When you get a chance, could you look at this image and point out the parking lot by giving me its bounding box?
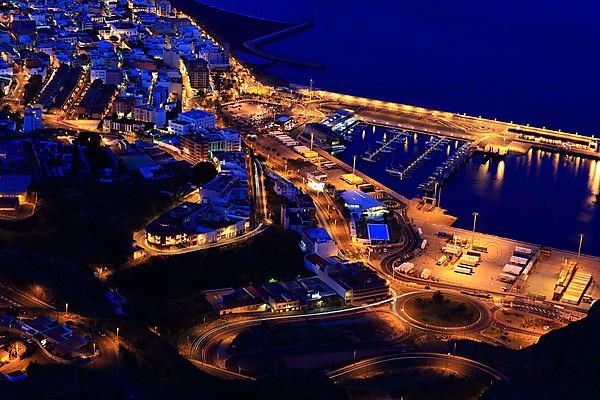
[408,208,600,310]
[409,223,524,293]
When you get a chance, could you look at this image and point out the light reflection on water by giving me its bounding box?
[341,132,600,254]
[443,149,600,254]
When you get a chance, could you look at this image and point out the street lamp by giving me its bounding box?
[65,302,68,315]
[471,212,479,247]
[116,327,119,340]
[577,233,584,262]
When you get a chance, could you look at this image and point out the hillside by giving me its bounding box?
[482,301,600,399]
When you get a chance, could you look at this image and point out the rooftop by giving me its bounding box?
[340,190,383,210]
[304,227,333,243]
[326,262,388,292]
[145,202,202,236]
[180,109,215,120]
[201,174,234,193]
[202,287,266,312]
[0,174,31,195]
[22,316,57,333]
[367,223,390,241]
[262,282,299,303]
[297,276,338,299]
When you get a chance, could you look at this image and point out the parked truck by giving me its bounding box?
[514,246,533,255]
[394,262,414,274]
[442,245,462,256]
[510,255,529,266]
[498,273,517,283]
[503,264,523,276]
[454,266,473,275]
[460,254,479,267]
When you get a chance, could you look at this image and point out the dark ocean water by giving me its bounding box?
[200,0,600,134]
[198,1,600,253]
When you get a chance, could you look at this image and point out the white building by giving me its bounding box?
[302,228,338,258]
[90,67,123,85]
[23,105,42,133]
[110,22,138,40]
[156,0,172,16]
[168,119,193,135]
[132,105,166,128]
[272,175,300,201]
[178,109,216,131]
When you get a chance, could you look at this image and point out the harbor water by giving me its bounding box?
[338,126,600,255]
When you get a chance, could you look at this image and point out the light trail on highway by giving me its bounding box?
[327,352,508,382]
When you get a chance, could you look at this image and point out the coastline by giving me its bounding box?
[183,0,296,25]
[173,0,315,87]
[172,0,293,50]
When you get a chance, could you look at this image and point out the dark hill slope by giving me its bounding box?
[483,301,600,399]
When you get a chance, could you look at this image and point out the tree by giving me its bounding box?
[76,131,101,149]
[191,162,217,185]
[432,290,445,304]
[23,75,43,105]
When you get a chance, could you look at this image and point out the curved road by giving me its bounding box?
[190,298,396,368]
[328,352,507,382]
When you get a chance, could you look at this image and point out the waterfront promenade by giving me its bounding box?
[309,90,600,159]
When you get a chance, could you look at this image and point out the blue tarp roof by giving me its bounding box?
[341,190,383,210]
[367,224,390,241]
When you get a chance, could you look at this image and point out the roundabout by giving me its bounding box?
[394,291,493,333]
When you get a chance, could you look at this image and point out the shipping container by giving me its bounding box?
[503,264,523,276]
[454,266,473,275]
[514,246,533,255]
[460,254,479,267]
[466,251,481,260]
[510,255,529,266]
[498,273,517,283]
[442,245,462,256]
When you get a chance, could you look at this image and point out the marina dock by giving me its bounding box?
[418,142,475,194]
[392,136,445,180]
[361,130,409,162]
